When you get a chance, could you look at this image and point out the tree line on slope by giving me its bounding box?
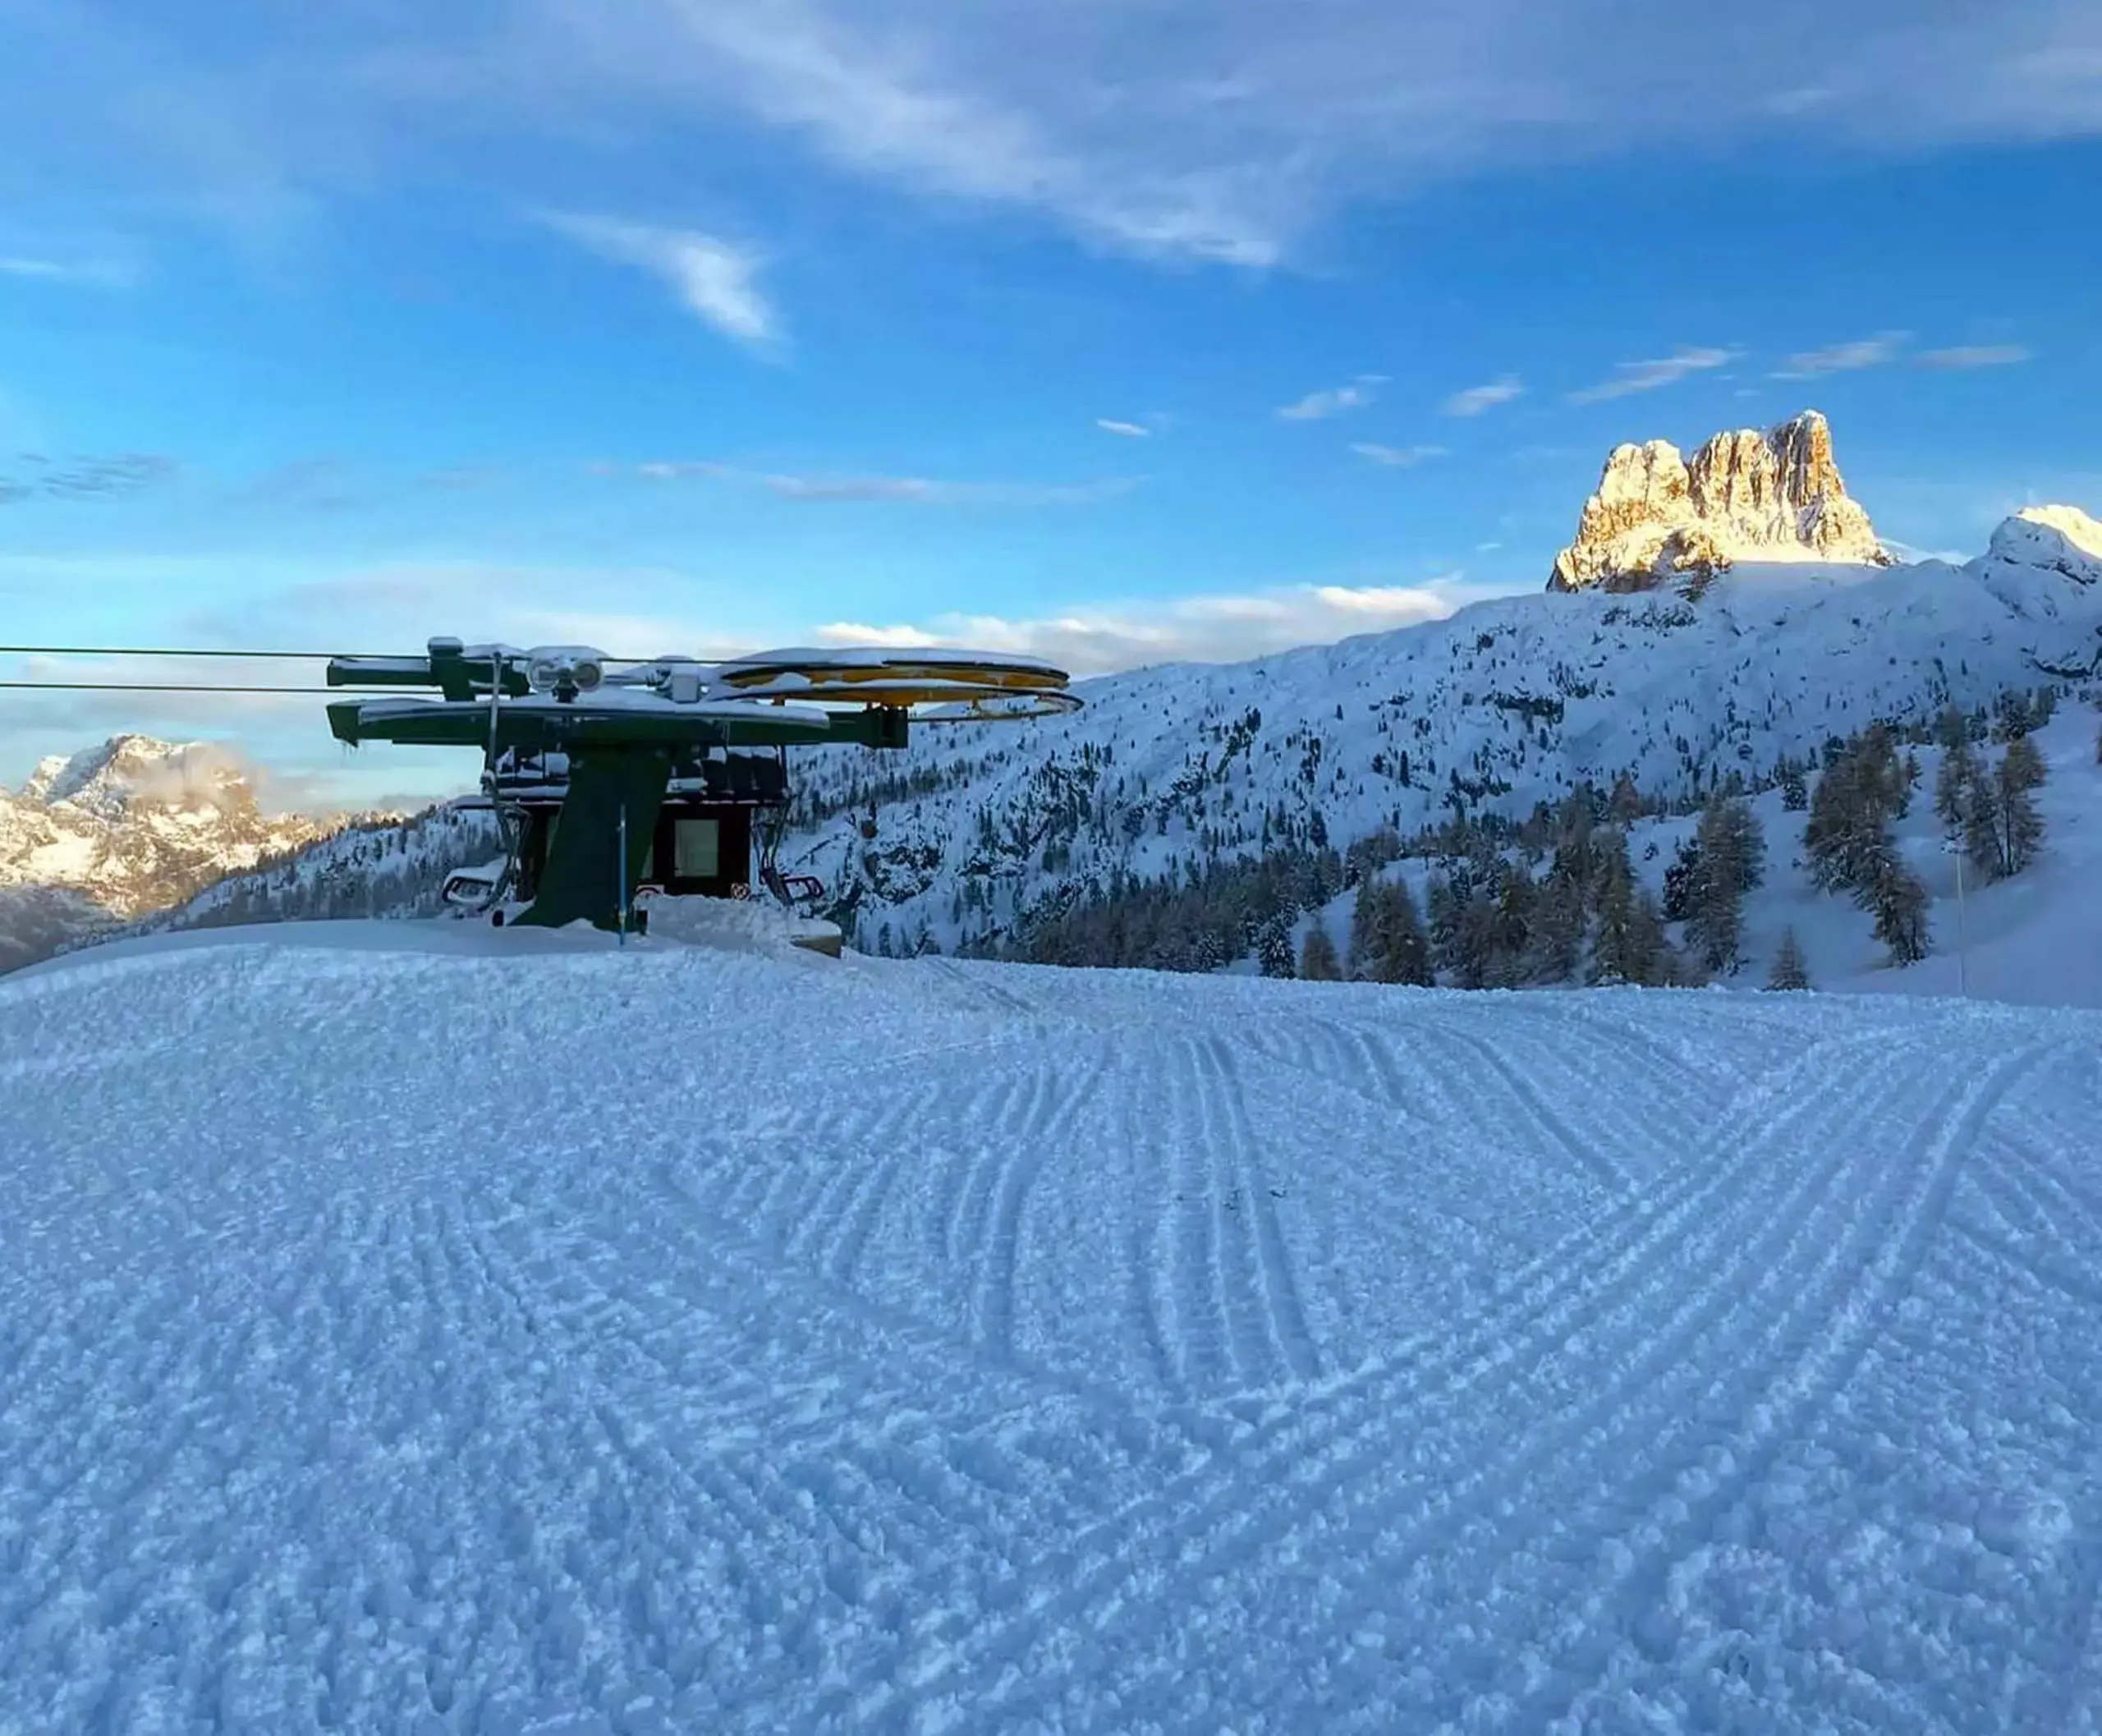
[1002,783,1748,990]
[150,808,498,931]
[987,692,2065,990]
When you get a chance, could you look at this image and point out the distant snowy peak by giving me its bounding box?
[1985,506,2102,586]
[16,734,244,815]
[1548,410,1890,594]
[1,735,335,971]
[17,755,72,806]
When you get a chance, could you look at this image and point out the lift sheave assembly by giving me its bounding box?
[325,638,1079,934]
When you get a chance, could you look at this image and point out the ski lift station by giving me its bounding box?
[324,637,1078,937]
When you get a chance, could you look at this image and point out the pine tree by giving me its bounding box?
[1608,773,1645,827]
[1934,701,1970,752]
[1379,877,1434,986]
[1527,866,1586,983]
[1347,876,1383,981]
[1626,889,1671,986]
[1445,880,1502,990]
[1807,726,1902,893]
[1863,853,1930,966]
[1934,733,1980,836]
[1587,831,1660,985]
[1766,925,1811,990]
[1350,875,1434,985]
[1661,835,1702,922]
[1299,921,1342,982]
[1588,866,1634,985]
[1804,760,1858,893]
[1963,766,2004,881]
[1423,871,1464,976]
[1779,765,1809,811]
[1998,734,2046,875]
[1257,916,1296,978]
[1690,795,1764,973]
[1485,861,1536,988]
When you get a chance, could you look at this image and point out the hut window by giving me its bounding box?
[673,817,721,879]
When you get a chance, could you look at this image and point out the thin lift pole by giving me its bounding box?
[617,801,630,948]
[1940,833,1969,998]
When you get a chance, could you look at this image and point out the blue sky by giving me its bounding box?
[2,0,2099,806]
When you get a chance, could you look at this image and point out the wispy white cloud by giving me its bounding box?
[1095,418,1152,439]
[1441,376,1523,416]
[1279,377,1384,420]
[622,459,1134,506]
[536,213,778,347]
[815,577,1476,674]
[1350,442,1447,466]
[6,4,2102,270]
[0,246,141,289]
[167,562,780,668]
[1916,343,2033,370]
[1772,331,1909,379]
[1567,347,1734,403]
[1879,535,1975,563]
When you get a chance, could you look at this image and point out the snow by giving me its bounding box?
[1303,705,2102,1011]
[1981,509,2102,593]
[635,892,842,954]
[2007,506,2102,565]
[1765,710,2102,1006]
[1,738,337,969]
[791,507,2102,959]
[348,692,838,728]
[5,927,2100,1734]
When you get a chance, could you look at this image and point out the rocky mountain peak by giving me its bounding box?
[2,735,329,971]
[1549,410,1890,594]
[25,735,256,818]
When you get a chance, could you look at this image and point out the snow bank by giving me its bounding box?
[636,891,842,956]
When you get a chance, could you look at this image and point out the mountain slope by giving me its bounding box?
[132,801,499,936]
[28,497,2096,976]
[795,510,2101,956]
[6,927,2098,1731]
[1283,701,2102,1008]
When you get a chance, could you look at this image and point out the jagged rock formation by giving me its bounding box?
[0,737,338,970]
[1549,411,1890,594]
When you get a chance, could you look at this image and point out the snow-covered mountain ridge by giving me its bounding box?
[18,449,2100,971]
[0,737,342,970]
[792,502,2102,955]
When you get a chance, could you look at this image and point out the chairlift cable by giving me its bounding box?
[0,643,661,663]
[0,681,432,694]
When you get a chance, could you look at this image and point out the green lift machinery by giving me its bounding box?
[325,637,1078,935]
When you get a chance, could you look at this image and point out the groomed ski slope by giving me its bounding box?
[3,927,2100,1735]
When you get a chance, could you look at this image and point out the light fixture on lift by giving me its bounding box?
[525,645,607,702]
